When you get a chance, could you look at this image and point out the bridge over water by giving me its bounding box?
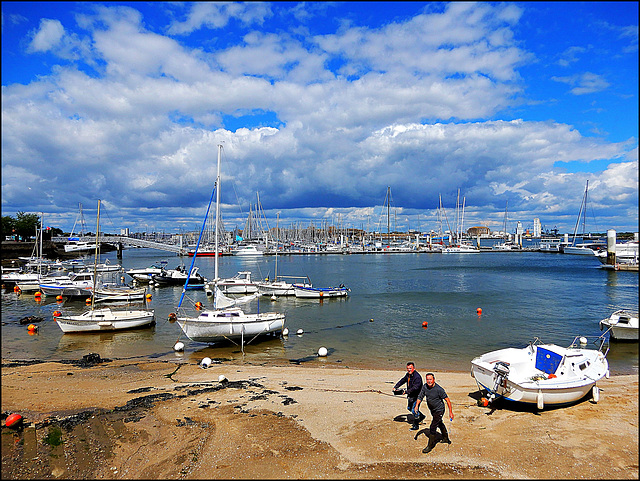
[53,236,188,255]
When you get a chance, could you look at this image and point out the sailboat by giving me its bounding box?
[175,144,285,344]
[55,200,155,333]
[563,180,603,255]
[64,202,97,253]
[258,213,312,296]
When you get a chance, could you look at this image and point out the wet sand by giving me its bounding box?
[1,356,638,479]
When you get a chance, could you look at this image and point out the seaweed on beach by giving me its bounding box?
[1,359,46,368]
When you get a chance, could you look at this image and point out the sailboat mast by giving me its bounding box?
[91,200,101,311]
[214,144,222,282]
[275,212,279,281]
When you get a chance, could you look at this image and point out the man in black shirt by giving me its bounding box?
[414,372,454,453]
[393,362,425,430]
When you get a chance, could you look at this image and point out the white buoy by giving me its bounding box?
[592,385,600,403]
[282,327,289,336]
[296,328,304,335]
[218,374,227,382]
[173,341,185,352]
[579,336,588,345]
[200,357,212,368]
[271,295,277,301]
[318,346,328,357]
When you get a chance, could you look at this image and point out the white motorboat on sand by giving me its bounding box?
[471,336,609,410]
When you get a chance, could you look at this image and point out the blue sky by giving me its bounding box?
[2,2,638,235]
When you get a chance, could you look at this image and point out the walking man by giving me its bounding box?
[393,362,424,430]
[414,373,454,453]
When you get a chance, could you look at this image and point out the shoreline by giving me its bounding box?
[2,356,638,479]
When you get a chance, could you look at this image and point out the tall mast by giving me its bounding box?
[91,200,101,311]
[214,144,222,282]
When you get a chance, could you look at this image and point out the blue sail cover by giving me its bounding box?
[535,347,563,374]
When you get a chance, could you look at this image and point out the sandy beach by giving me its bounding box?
[1,356,638,479]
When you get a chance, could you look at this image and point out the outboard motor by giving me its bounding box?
[489,361,510,402]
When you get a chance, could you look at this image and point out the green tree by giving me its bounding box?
[1,216,17,239]
[14,212,41,240]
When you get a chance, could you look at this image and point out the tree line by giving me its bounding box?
[1,213,64,241]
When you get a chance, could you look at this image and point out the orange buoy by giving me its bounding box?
[168,313,177,322]
[27,324,37,332]
[476,308,482,315]
[53,311,62,317]
[195,302,203,310]
[5,413,23,428]
[14,285,21,293]
[478,397,489,407]
[145,293,152,300]
[56,295,63,301]
[34,291,42,298]
[85,297,92,304]
[422,321,428,328]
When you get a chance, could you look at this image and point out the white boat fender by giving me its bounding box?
[271,295,277,301]
[579,337,588,345]
[173,341,184,352]
[318,347,328,357]
[296,328,304,336]
[282,327,289,336]
[218,374,227,383]
[592,386,600,403]
[537,391,544,410]
[605,369,610,379]
[200,357,212,369]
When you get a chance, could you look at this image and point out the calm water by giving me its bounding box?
[2,248,638,374]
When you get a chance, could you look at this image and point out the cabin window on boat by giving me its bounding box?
[579,362,589,370]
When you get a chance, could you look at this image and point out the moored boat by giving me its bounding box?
[175,144,286,345]
[599,310,638,341]
[471,336,609,409]
[294,284,349,298]
[55,307,155,332]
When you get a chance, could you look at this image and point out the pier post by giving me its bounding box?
[606,229,617,266]
[117,242,123,260]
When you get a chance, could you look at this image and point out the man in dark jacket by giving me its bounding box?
[393,362,425,430]
[414,372,454,453]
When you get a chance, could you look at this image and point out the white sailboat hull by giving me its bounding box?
[177,309,285,343]
[471,341,608,408]
[55,308,155,333]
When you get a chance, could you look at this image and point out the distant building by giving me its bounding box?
[533,218,541,237]
[467,226,490,236]
[120,228,130,236]
[516,221,524,236]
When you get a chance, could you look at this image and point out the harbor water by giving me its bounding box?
[2,248,638,375]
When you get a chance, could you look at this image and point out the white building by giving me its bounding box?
[533,218,542,237]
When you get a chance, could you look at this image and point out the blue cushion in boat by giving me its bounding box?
[535,347,563,374]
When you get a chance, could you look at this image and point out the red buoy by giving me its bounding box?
[56,295,63,301]
[53,311,62,317]
[422,321,428,328]
[27,324,37,332]
[476,307,482,315]
[5,413,23,428]
[195,302,203,310]
[478,397,489,407]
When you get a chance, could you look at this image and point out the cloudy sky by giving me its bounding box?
[2,2,638,236]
